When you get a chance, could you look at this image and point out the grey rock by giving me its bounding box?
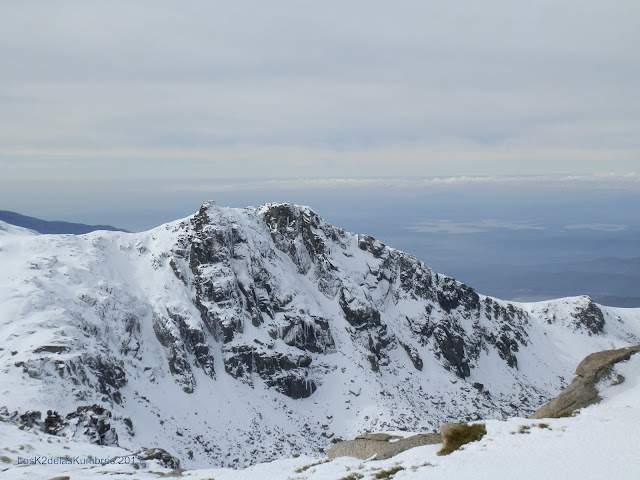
[18,410,42,428]
[223,345,316,399]
[33,345,69,354]
[138,448,181,469]
[66,404,119,446]
[531,344,640,419]
[571,298,605,335]
[328,433,441,460]
[4,405,119,447]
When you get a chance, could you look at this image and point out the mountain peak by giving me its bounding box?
[1,202,639,467]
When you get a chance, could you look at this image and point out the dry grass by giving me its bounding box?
[516,423,552,434]
[294,458,329,473]
[373,466,405,479]
[339,473,364,480]
[438,423,487,455]
[552,409,579,418]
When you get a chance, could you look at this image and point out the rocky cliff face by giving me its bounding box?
[1,204,639,468]
[174,203,533,394]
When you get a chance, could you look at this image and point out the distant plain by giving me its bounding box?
[1,175,638,306]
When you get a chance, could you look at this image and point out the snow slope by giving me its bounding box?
[1,203,639,468]
[2,349,639,479]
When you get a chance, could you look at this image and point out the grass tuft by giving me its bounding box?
[518,425,531,434]
[411,462,434,471]
[552,410,579,418]
[438,423,487,455]
[295,458,329,473]
[339,473,364,480]
[374,466,405,479]
[515,422,552,435]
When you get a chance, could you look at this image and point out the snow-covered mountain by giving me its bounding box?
[1,202,639,468]
[3,347,639,479]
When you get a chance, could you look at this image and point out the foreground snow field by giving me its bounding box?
[2,352,639,480]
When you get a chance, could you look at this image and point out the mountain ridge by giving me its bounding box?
[0,209,128,234]
[1,201,639,467]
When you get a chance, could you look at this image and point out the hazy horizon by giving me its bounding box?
[2,173,639,307]
[2,2,638,304]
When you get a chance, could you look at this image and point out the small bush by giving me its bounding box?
[438,423,487,455]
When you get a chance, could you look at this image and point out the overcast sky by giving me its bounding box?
[1,0,639,183]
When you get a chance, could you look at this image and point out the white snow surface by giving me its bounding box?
[1,203,639,470]
[2,352,639,480]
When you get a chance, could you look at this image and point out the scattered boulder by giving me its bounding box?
[43,410,66,435]
[531,344,640,419]
[18,410,42,428]
[2,405,120,446]
[438,422,487,455]
[328,432,441,460]
[67,404,119,446]
[32,345,69,354]
[137,448,181,469]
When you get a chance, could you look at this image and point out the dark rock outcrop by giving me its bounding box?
[571,298,606,335]
[137,448,181,469]
[1,405,119,446]
[223,345,316,399]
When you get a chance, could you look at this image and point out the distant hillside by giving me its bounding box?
[0,210,129,234]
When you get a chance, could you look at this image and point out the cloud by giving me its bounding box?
[0,1,639,180]
[565,224,628,232]
[138,174,640,193]
[407,219,546,235]
[407,221,486,234]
